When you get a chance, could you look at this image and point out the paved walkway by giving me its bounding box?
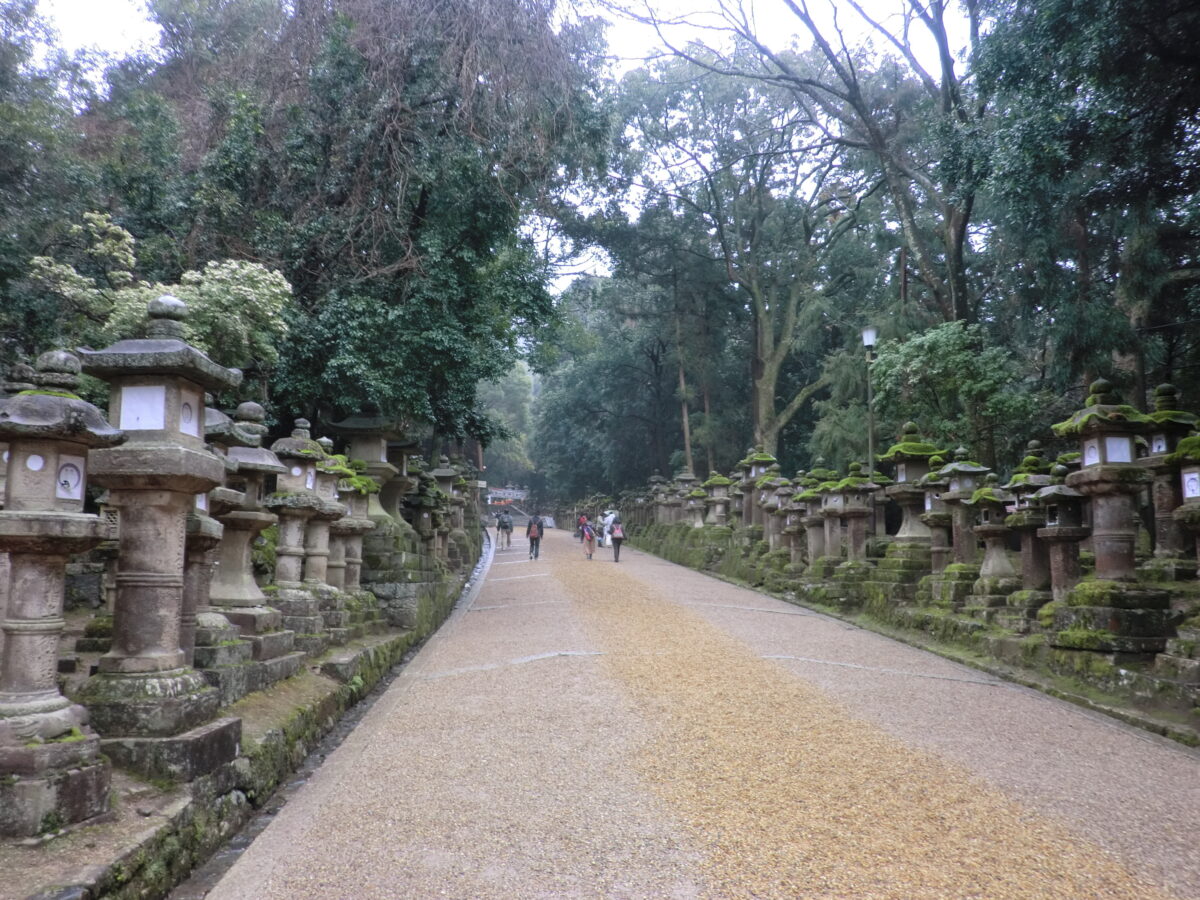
[208,530,1200,899]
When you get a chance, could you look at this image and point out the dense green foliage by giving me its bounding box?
[4,1,1200,505]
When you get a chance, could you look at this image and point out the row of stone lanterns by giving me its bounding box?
[634,378,1200,668]
[0,296,482,837]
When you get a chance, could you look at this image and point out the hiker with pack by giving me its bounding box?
[497,510,513,549]
[526,512,544,560]
[607,512,625,562]
[581,517,597,560]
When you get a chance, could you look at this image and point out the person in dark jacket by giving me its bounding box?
[527,512,544,560]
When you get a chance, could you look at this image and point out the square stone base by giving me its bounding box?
[0,758,111,837]
[100,716,241,782]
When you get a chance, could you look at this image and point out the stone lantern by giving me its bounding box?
[0,350,124,836]
[648,473,668,525]
[819,472,845,563]
[1172,434,1200,564]
[734,448,755,527]
[745,449,776,529]
[1139,384,1197,579]
[938,447,991,566]
[794,473,824,571]
[702,474,732,526]
[77,295,243,777]
[878,422,942,544]
[783,476,806,568]
[208,403,286,629]
[327,414,400,524]
[331,460,380,597]
[994,452,1053,632]
[1052,379,1169,653]
[685,487,707,528]
[918,457,951,574]
[1034,468,1089,603]
[962,474,1020,617]
[838,463,876,563]
[266,418,332,655]
[0,362,37,511]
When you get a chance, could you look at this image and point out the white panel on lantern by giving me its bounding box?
[26,453,45,472]
[949,477,961,492]
[1104,436,1133,463]
[380,446,388,462]
[305,468,315,490]
[119,384,166,430]
[180,392,201,437]
[924,495,932,511]
[1185,473,1200,499]
[896,463,907,482]
[1151,434,1168,454]
[55,455,85,500]
[290,465,302,478]
[196,492,208,511]
[1083,440,1101,466]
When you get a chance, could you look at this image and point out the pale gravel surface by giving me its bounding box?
[208,531,1199,898]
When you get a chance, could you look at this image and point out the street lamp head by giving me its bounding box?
[861,325,878,349]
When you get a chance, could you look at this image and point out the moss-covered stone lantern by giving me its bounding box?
[265,419,331,655]
[76,296,243,775]
[1034,467,1089,603]
[962,474,1020,616]
[938,448,991,567]
[0,350,125,836]
[836,463,877,563]
[0,362,37,512]
[878,422,943,546]
[1051,380,1169,653]
[1138,384,1198,579]
[919,456,951,574]
[685,486,708,528]
[702,473,732,526]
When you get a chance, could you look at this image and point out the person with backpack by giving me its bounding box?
[581,518,596,560]
[498,510,513,549]
[526,512,544,560]
[608,513,625,562]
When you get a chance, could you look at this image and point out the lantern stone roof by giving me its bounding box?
[1052,378,1152,436]
[702,474,732,488]
[937,447,990,478]
[0,350,125,448]
[833,462,878,493]
[325,413,411,441]
[965,473,1014,506]
[1168,435,1200,465]
[878,422,944,462]
[77,295,242,393]
[270,418,325,461]
[1,361,36,396]
[224,402,285,474]
[1147,384,1198,429]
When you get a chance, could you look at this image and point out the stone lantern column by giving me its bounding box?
[1034,470,1090,603]
[77,296,242,778]
[998,452,1053,631]
[840,465,876,563]
[861,424,944,608]
[208,403,289,644]
[0,362,38,666]
[918,458,951,574]
[266,420,332,656]
[963,475,1021,618]
[1139,384,1197,580]
[735,449,755,527]
[0,351,124,836]
[703,475,732,525]
[1052,379,1169,654]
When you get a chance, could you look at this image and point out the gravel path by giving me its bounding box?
[207,531,1200,899]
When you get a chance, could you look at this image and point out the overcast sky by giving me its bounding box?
[37,1,965,73]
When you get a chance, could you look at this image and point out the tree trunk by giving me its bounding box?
[675,306,694,473]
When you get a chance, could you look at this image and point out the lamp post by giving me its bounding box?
[862,325,878,475]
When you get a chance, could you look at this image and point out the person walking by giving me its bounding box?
[609,514,625,562]
[581,518,596,560]
[527,512,544,560]
[498,510,513,549]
